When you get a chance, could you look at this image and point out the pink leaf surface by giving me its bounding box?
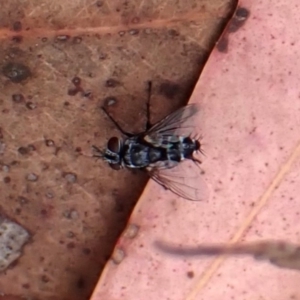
[91,0,300,299]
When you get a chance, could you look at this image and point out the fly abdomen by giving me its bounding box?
[163,137,199,162]
[166,148,182,162]
[181,137,200,158]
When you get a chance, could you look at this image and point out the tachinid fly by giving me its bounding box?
[93,82,208,201]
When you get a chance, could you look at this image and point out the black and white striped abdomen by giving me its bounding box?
[122,136,200,168]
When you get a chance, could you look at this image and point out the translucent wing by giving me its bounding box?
[147,159,209,201]
[145,104,201,139]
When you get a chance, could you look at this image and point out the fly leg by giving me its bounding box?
[101,106,134,137]
[92,145,103,158]
[145,81,153,130]
[192,157,202,165]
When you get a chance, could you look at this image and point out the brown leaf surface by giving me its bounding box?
[91,0,300,299]
[0,1,233,299]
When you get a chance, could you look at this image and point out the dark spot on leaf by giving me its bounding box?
[104,96,117,107]
[45,139,55,147]
[26,173,38,182]
[187,271,194,278]
[236,7,250,20]
[105,79,120,88]
[22,283,30,289]
[82,90,92,98]
[27,144,36,151]
[72,77,81,87]
[99,53,107,60]
[18,196,29,205]
[129,29,139,35]
[228,7,250,33]
[63,172,77,183]
[115,201,124,212]
[18,146,29,155]
[73,36,82,44]
[111,247,125,264]
[2,62,31,83]
[13,21,22,32]
[55,35,70,42]
[159,81,180,99]
[41,275,50,283]
[26,102,36,110]
[12,93,24,103]
[40,209,48,216]
[132,17,140,24]
[76,277,85,289]
[3,176,11,183]
[67,242,75,249]
[15,208,22,215]
[63,209,79,220]
[45,191,54,199]
[82,248,91,255]
[216,36,228,53]
[67,231,75,238]
[123,224,139,239]
[68,88,79,96]
[168,29,180,37]
[12,36,23,43]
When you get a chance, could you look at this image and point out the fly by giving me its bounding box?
[93,82,208,201]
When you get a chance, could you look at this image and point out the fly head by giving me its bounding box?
[103,137,123,170]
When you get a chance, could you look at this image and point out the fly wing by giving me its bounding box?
[147,159,209,201]
[145,104,201,140]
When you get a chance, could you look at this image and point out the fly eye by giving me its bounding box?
[107,137,121,153]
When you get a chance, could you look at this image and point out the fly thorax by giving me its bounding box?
[148,148,163,163]
[124,140,149,168]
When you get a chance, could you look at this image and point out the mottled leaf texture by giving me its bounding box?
[0,0,233,299]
